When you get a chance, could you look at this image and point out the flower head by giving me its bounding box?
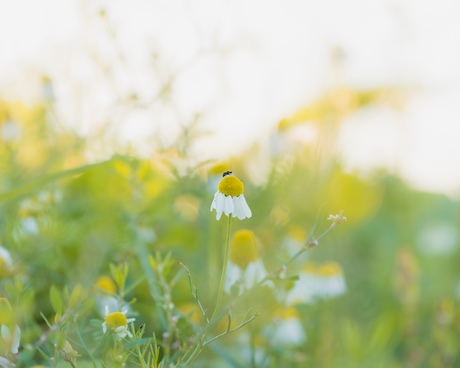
[102,306,135,339]
[270,307,306,347]
[210,174,252,220]
[230,230,259,269]
[59,340,80,367]
[286,261,346,304]
[225,230,273,294]
[95,275,117,295]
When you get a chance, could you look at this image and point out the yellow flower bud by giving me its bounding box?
[230,230,259,269]
[95,275,117,295]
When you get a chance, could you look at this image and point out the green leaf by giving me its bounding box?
[37,347,53,364]
[116,268,124,290]
[56,331,66,350]
[50,286,63,316]
[68,284,82,309]
[40,312,52,328]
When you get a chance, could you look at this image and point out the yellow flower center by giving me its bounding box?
[105,312,127,330]
[95,275,117,294]
[209,163,230,175]
[218,176,243,197]
[317,261,343,277]
[230,230,259,269]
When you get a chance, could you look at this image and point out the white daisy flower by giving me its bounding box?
[317,262,347,299]
[272,318,306,347]
[286,263,323,305]
[267,307,306,347]
[224,230,273,294]
[210,174,252,221]
[102,306,135,339]
[286,262,346,305]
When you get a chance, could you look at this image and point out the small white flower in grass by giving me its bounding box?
[269,307,306,347]
[210,174,251,220]
[102,306,135,339]
[286,262,346,305]
[0,298,20,355]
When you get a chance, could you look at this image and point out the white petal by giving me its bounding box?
[102,323,107,334]
[223,195,234,216]
[232,197,245,220]
[0,356,15,368]
[273,319,306,346]
[215,193,225,220]
[1,325,11,340]
[224,263,242,294]
[0,247,12,267]
[105,305,109,316]
[245,261,268,289]
[239,195,252,218]
[210,191,219,211]
[11,325,20,354]
[117,331,127,339]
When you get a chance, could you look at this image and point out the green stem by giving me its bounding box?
[184,215,232,366]
[211,215,232,321]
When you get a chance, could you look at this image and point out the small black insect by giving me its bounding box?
[222,171,232,177]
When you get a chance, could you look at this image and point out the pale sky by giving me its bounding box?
[1,0,460,195]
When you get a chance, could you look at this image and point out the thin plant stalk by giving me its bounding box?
[184,215,232,366]
[211,215,232,321]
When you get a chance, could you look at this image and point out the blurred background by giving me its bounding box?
[1,0,460,367]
